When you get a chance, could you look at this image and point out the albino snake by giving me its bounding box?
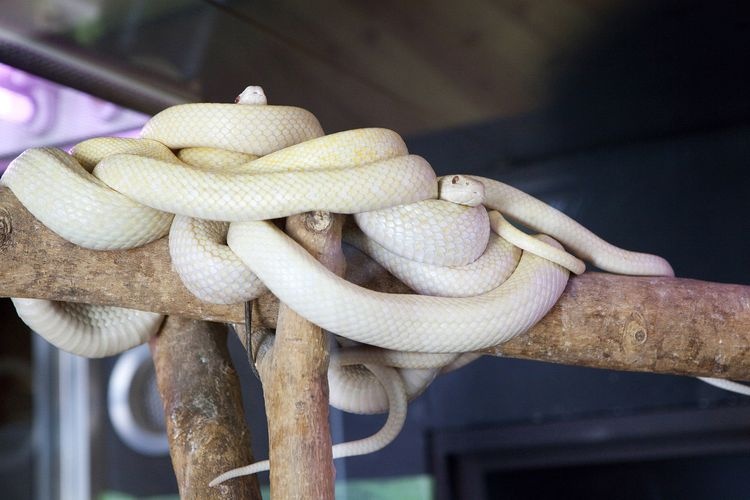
[2,86,687,486]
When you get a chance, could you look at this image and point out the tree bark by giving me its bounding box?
[3,187,750,380]
[150,316,262,500]
[485,273,750,381]
[0,188,252,323]
[258,211,345,500]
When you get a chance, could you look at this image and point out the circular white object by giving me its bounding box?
[107,344,168,456]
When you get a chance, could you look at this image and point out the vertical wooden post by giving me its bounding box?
[261,211,345,500]
[151,316,262,500]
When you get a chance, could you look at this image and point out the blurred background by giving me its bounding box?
[0,0,749,499]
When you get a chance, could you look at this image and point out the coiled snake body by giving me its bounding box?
[0,87,675,486]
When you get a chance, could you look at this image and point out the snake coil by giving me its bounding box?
[0,86,675,486]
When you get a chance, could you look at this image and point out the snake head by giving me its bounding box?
[235,86,267,105]
[438,175,486,207]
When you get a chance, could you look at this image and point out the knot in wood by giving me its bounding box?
[618,312,649,365]
[0,205,11,246]
[633,329,647,343]
[623,315,648,345]
[305,210,333,233]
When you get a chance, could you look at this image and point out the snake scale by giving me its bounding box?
[0,86,677,486]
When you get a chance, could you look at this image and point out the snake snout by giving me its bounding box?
[236,86,267,105]
[438,174,486,207]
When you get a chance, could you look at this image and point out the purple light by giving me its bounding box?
[0,63,36,124]
[0,62,149,166]
[0,86,35,123]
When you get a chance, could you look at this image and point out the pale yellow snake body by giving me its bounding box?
[0,86,678,486]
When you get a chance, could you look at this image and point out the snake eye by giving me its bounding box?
[452,176,460,184]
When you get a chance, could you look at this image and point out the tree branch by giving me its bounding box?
[150,316,261,499]
[258,211,345,499]
[2,188,750,379]
[486,273,750,381]
[0,188,269,324]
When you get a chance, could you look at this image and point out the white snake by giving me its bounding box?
[1,86,680,486]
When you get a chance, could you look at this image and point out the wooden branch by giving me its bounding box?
[3,187,750,379]
[0,188,263,324]
[485,273,750,381]
[259,211,345,500]
[150,316,261,499]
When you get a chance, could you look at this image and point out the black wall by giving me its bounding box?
[328,0,750,494]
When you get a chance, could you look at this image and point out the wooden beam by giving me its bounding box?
[486,273,750,381]
[201,0,620,134]
[150,316,261,499]
[2,188,750,380]
[257,211,345,499]
[0,188,260,324]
